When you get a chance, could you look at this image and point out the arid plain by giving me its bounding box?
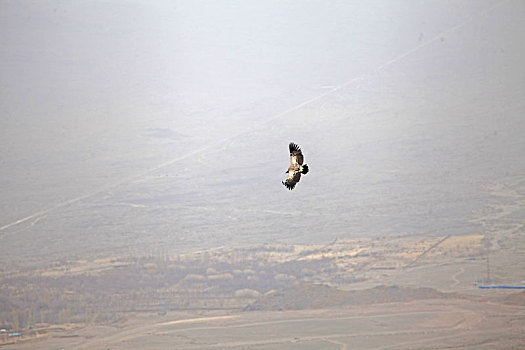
[2,178,524,349]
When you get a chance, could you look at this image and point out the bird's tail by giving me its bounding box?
[302,164,309,175]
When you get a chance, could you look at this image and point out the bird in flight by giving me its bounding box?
[282,142,309,190]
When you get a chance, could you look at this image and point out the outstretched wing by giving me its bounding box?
[282,170,301,190]
[289,142,304,166]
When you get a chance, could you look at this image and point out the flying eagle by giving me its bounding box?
[282,142,309,190]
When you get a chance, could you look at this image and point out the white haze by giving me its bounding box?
[1,0,524,265]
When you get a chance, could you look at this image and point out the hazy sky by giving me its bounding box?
[1,0,524,265]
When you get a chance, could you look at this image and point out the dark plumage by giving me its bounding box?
[282,142,309,190]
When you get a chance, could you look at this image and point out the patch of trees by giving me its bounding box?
[0,248,337,331]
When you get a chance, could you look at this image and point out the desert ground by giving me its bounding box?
[2,205,524,349]
[5,298,524,350]
[1,164,524,350]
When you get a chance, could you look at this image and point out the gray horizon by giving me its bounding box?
[1,0,524,266]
